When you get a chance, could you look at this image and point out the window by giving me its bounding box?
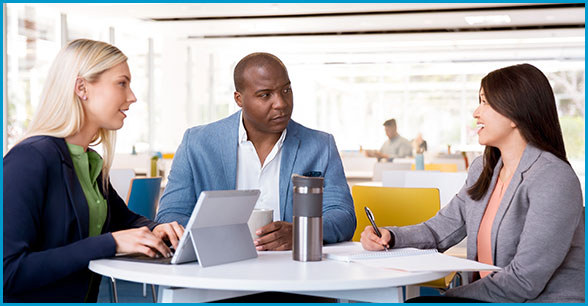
[5,4,60,149]
[5,4,157,157]
[192,34,584,161]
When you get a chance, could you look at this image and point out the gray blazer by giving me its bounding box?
[386,144,584,302]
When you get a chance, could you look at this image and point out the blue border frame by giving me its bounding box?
[1,1,586,304]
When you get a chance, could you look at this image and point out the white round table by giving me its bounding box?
[90,242,447,302]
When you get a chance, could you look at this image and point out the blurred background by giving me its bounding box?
[3,3,584,193]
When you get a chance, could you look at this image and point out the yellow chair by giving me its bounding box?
[351,185,439,242]
[411,163,458,172]
[351,185,456,291]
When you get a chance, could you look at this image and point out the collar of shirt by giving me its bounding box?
[66,143,103,184]
[238,111,287,165]
[388,135,401,142]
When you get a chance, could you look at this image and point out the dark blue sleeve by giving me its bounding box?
[3,144,115,295]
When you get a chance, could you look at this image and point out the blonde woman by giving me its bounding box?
[3,39,183,302]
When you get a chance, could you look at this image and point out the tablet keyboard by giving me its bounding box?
[112,247,175,265]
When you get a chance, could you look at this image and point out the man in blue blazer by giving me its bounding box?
[156,53,356,250]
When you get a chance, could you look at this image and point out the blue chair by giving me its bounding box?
[126,177,162,220]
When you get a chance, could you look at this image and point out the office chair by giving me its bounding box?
[351,185,457,298]
[351,185,439,241]
[126,176,162,219]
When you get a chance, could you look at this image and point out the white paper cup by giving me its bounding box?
[247,208,274,239]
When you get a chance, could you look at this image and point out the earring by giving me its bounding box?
[83,95,87,101]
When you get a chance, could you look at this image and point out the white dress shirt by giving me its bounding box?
[236,113,287,221]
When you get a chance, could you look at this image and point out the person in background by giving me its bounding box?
[366,118,413,161]
[361,63,584,303]
[156,52,356,251]
[3,39,184,303]
[412,132,427,153]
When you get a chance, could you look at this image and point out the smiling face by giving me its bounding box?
[473,88,517,148]
[83,61,136,131]
[234,60,293,136]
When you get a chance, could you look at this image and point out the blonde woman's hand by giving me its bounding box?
[111,226,172,258]
[360,225,392,251]
[152,222,185,249]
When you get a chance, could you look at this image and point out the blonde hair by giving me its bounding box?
[23,39,128,189]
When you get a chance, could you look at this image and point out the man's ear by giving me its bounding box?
[74,78,87,100]
[234,91,243,108]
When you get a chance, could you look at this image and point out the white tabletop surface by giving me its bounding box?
[89,242,447,293]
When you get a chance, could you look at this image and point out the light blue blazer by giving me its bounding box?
[156,111,356,243]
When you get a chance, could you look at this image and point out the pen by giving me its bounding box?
[364,206,388,252]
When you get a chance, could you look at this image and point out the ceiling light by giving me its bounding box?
[464,15,511,26]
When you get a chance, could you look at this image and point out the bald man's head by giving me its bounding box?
[233,52,288,92]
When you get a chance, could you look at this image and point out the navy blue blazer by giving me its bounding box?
[3,136,158,302]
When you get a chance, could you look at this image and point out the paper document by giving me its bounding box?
[357,253,501,272]
[325,246,437,262]
[324,242,500,273]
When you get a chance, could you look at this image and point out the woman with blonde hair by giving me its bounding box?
[3,39,184,302]
[361,63,584,302]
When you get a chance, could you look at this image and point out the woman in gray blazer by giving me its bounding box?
[361,63,584,303]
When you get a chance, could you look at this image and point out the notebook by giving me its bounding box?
[324,242,500,273]
[325,247,437,262]
[357,253,501,272]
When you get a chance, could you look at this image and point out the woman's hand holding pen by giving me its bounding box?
[360,226,392,251]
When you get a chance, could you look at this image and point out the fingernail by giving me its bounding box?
[255,230,261,235]
[256,246,263,251]
[167,253,173,258]
[253,240,259,245]
[155,254,161,259]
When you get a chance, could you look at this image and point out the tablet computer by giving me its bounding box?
[115,189,260,267]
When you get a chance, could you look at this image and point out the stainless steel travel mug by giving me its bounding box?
[292,175,323,261]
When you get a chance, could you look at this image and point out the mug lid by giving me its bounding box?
[292,174,323,188]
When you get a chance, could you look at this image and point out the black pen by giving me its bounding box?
[364,206,388,252]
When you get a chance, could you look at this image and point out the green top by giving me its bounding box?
[66,143,107,237]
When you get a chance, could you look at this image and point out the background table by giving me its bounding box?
[90,242,448,302]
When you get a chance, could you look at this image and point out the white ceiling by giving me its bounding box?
[175,7,583,38]
[38,3,553,20]
[27,3,585,38]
